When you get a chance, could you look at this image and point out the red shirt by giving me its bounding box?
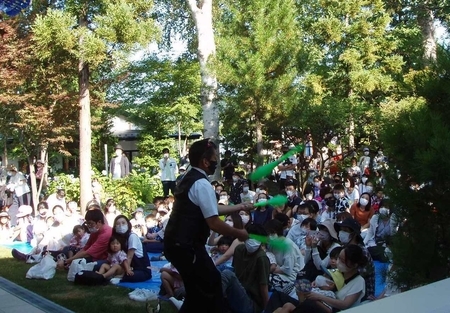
[83,224,112,261]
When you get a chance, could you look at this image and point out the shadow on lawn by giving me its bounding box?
[0,247,177,313]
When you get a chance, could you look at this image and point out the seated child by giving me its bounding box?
[0,211,13,242]
[130,208,146,238]
[210,236,233,271]
[96,236,130,280]
[328,246,343,269]
[308,266,345,313]
[66,224,90,258]
[143,212,162,242]
[298,217,317,255]
[160,262,185,299]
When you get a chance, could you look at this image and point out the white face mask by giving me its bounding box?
[364,151,369,156]
[243,187,249,193]
[225,220,233,227]
[286,190,294,197]
[232,177,239,182]
[220,195,228,200]
[379,207,390,216]
[306,194,313,200]
[359,198,369,206]
[255,188,260,194]
[244,239,261,253]
[163,153,169,158]
[337,259,351,273]
[88,227,98,233]
[314,182,321,187]
[361,177,368,183]
[300,227,308,235]
[257,198,267,203]
[115,224,128,234]
[317,230,331,241]
[300,214,309,220]
[108,206,116,213]
[54,213,65,223]
[338,231,351,244]
[366,186,374,193]
[146,222,155,228]
[241,215,250,225]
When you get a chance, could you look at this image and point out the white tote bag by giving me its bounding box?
[26,254,57,280]
[67,258,97,282]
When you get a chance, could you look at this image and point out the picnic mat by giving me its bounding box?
[117,254,168,292]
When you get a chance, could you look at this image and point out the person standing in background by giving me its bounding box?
[159,148,178,198]
[109,144,131,179]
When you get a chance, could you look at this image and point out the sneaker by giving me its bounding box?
[169,297,184,310]
[130,289,158,302]
[12,249,27,261]
[128,288,142,296]
[110,278,121,285]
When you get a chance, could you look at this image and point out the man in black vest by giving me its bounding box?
[164,138,251,313]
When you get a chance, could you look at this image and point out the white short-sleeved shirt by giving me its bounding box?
[188,168,219,219]
[127,232,144,258]
[335,275,365,308]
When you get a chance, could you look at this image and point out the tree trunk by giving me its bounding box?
[186,0,220,180]
[78,16,92,215]
[255,118,263,167]
[418,3,436,62]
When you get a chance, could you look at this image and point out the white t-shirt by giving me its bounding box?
[335,275,365,308]
[279,155,298,179]
[240,190,256,203]
[188,168,219,219]
[128,232,144,258]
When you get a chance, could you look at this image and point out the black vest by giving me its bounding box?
[164,168,210,247]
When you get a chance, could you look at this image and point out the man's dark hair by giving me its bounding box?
[273,213,289,228]
[263,219,284,236]
[300,217,317,230]
[189,138,217,167]
[246,223,268,237]
[305,200,320,214]
[217,235,233,247]
[85,209,105,224]
[162,148,169,154]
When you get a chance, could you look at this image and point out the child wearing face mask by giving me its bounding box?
[332,184,350,214]
[287,217,317,256]
[364,200,398,262]
[96,236,130,279]
[240,181,256,204]
[253,193,274,226]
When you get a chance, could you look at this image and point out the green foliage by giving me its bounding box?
[47,171,162,217]
[380,97,450,288]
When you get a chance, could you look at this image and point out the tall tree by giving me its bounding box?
[216,0,302,165]
[32,0,160,213]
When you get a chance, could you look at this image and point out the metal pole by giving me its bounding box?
[104,144,108,175]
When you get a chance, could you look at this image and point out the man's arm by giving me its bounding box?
[217,203,252,216]
[206,216,248,242]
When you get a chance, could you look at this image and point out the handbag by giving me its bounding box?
[25,254,56,280]
[67,258,97,282]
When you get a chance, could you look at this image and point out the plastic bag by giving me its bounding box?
[67,258,97,282]
[26,254,56,280]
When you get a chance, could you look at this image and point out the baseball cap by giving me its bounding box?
[334,218,361,234]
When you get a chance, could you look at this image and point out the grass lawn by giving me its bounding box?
[0,247,177,313]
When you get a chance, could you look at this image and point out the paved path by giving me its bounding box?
[0,277,74,313]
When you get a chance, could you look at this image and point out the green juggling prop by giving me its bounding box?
[253,194,288,208]
[249,234,290,252]
[249,144,304,182]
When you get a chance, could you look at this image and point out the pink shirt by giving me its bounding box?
[83,224,112,261]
